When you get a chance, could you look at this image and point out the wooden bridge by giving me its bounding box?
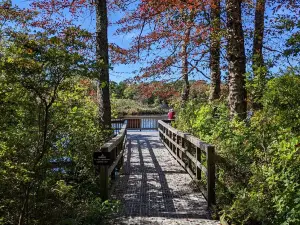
[94,116,219,224]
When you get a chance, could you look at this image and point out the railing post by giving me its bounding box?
[206,145,216,207]
[176,134,180,158]
[187,140,192,170]
[172,132,176,153]
[99,164,109,201]
[196,147,201,180]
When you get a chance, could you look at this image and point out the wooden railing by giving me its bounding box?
[111,119,125,135]
[93,121,127,200]
[119,115,168,130]
[158,120,216,207]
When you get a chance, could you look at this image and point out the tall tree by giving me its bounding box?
[96,0,111,128]
[209,0,221,101]
[226,0,247,119]
[252,0,266,109]
[110,1,210,99]
[181,35,190,103]
[253,0,266,69]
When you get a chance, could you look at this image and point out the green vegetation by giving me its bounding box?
[112,98,167,116]
[0,29,119,225]
[110,80,211,116]
[174,72,300,225]
[1,0,300,224]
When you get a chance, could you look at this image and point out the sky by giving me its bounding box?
[13,0,214,84]
[11,0,300,83]
[14,0,143,82]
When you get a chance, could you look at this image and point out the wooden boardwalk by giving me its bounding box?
[109,131,219,225]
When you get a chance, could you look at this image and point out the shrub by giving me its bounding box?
[174,73,300,225]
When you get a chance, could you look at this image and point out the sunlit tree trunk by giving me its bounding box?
[252,0,266,110]
[181,12,194,104]
[226,0,247,119]
[209,0,221,101]
[181,38,190,103]
[96,0,111,128]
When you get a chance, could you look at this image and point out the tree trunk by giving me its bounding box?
[226,0,247,119]
[252,0,266,110]
[253,0,265,68]
[96,0,111,129]
[181,40,190,103]
[209,0,221,101]
[181,12,194,104]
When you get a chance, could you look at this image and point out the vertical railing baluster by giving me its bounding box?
[196,147,201,180]
[206,145,216,207]
[176,133,180,158]
[187,140,192,171]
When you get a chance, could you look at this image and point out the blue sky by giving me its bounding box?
[12,0,299,83]
[14,0,142,82]
[14,0,213,83]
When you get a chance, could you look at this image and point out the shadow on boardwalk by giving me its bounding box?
[109,131,219,225]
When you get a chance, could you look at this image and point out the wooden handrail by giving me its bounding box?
[158,120,216,207]
[117,114,168,130]
[94,121,128,200]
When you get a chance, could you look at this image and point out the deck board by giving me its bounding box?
[110,131,220,225]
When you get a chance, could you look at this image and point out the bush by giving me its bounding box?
[174,73,300,225]
[0,30,119,224]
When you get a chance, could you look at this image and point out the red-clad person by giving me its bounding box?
[168,109,175,120]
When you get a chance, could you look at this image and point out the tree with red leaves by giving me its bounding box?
[110,0,213,103]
